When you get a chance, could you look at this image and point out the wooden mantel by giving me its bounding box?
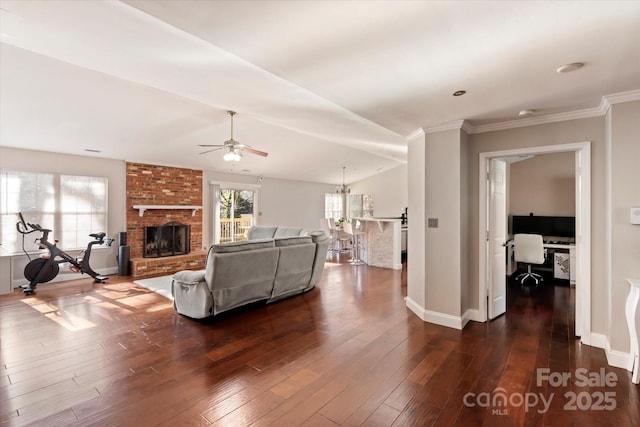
[132,205,202,217]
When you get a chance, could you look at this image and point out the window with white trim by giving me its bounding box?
[324,193,343,220]
[0,170,108,254]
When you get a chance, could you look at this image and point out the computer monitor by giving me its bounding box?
[551,216,575,238]
[511,215,575,238]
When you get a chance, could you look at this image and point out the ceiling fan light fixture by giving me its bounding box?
[198,110,269,160]
[223,145,242,162]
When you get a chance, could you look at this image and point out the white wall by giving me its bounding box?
[349,164,408,217]
[407,135,426,312]
[407,129,463,326]
[608,100,640,353]
[0,147,126,286]
[509,152,575,217]
[201,171,336,248]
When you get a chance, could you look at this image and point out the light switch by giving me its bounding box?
[428,218,438,228]
[631,207,640,225]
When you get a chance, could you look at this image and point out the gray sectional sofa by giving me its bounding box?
[171,226,329,319]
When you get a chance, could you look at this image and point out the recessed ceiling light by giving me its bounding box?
[85,149,101,153]
[453,90,466,96]
[518,109,535,117]
[556,62,584,73]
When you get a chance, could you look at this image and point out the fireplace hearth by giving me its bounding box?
[144,222,190,258]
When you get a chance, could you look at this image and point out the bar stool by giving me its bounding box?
[342,221,365,265]
[321,218,338,252]
[331,218,350,253]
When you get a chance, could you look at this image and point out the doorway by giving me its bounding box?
[478,142,591,344]
[212,182,259,244]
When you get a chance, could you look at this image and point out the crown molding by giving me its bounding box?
[468,89,640,134]
[468,107,603,134]
[403,90,640,138]
[600,89,640,114]
[405,127,425,141]
[423,120,470,134]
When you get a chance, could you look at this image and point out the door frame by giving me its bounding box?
[210,181,260,245]
[478,142,591,344]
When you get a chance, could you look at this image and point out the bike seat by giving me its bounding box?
[89,232,106,240]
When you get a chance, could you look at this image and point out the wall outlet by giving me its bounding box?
[428,218,439,228]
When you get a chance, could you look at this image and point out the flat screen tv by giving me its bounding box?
[511,215,575,238]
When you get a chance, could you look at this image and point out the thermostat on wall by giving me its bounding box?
[632,207,640,225]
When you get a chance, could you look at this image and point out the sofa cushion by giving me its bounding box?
[247,226,277,240]
[271,242,316,301]
[274,236,312,247]
[273,227,304,238]
[207,247,280,314]
[210,238,274,253]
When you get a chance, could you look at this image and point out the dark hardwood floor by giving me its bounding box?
[1,254,638,426]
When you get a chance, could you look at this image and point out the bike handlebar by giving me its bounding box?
[16,213,109,244]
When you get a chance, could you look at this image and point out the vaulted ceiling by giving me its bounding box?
[1,1,639,185]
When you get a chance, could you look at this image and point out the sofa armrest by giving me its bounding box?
[306,230,329,243]
[173,270,206,285]
[172,270,212,319]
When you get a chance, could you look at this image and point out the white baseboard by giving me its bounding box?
[462,308,484,325]
[405,296,464,330]
[590,332,631,371]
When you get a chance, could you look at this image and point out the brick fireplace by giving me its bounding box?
[126,162,206,278]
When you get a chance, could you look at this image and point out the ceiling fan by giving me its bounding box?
[198,111,269,161]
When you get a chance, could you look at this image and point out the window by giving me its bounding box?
[0,171,108,254]
[349,194,374,218]
[325,193,343,220]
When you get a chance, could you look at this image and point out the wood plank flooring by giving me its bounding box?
[1,254,638,426]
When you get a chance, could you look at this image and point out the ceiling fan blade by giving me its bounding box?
[199,147,224,155]
[198,144,225,147]
[242,147,269,157]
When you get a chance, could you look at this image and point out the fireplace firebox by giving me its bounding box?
[144,222,190,258]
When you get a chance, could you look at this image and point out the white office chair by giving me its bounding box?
[514,234,546,286]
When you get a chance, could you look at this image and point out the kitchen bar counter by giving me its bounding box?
[353,217,402,270]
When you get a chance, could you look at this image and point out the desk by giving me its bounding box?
[507,240,576,285]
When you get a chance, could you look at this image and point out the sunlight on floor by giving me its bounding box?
[43,310,96,331]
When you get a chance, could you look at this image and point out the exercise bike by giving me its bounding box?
[16,213,114,294]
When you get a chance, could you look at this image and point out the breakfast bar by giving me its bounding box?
[353,217,403,270]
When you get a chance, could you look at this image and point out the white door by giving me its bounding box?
[213,184,258,244]
[488,159,507,319]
